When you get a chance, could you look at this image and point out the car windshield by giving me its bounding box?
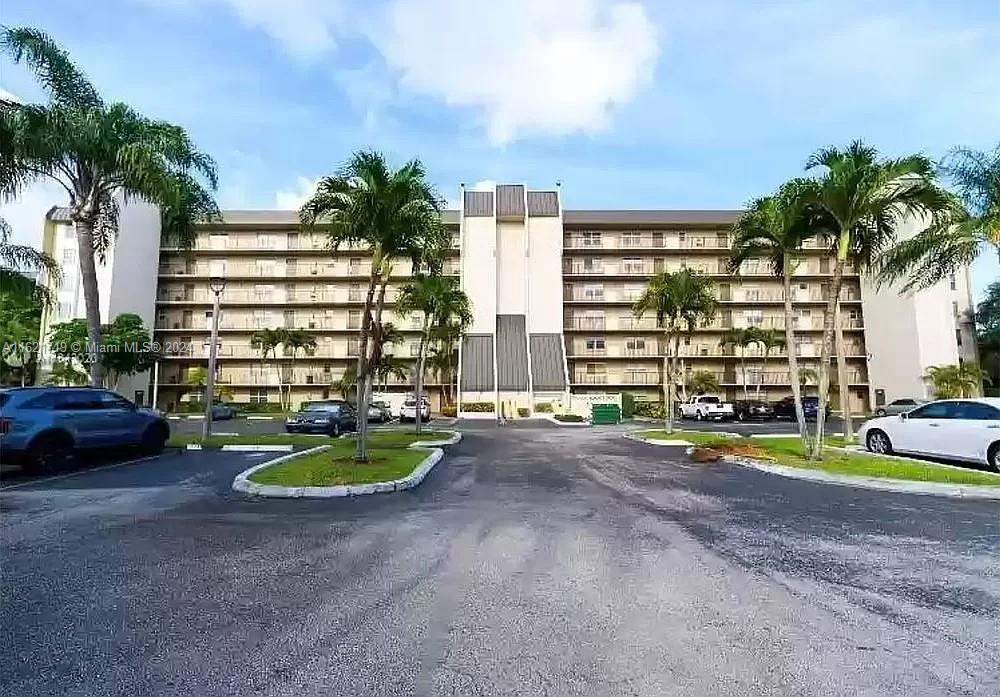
[699,397,720,404]
[301,402,341,413]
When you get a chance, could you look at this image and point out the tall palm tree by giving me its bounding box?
[250,328,284,408]
[799,142,953,456]
[633,269,718,434]
[880,144,999,291]
[719,326,765,399]
[0,27,219,387]
[730,185,815,451]
[282,329,316,411]
[396,274,472,433]
[300,151,448,461]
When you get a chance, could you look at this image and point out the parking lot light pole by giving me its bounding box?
[202,277,226,441]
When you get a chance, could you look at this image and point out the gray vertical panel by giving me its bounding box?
[496,315,529,390]
[461,334,495,391]
[529,334,566,390]
[527,191,559,217]
[463,191,494,217]
[496,185,525,218]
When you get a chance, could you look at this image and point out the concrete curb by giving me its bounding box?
[246,416,275,421]
[721,453,1000,500]
[186,443,294,452]
[231,437,457,498]
[623,431,693,447]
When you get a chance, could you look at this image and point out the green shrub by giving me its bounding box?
[554,413,585,423]
[621,392,635,419]
[237,402,286,414]
[534,402,553,413]
[461,401,495,413]
[441,405,457,417]
[517,407,530,417]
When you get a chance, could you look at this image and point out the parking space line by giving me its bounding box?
[0,454,164,491]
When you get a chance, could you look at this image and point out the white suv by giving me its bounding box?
[400,397,431,423]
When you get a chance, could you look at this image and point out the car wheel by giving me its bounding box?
[736,411,745,422]
[866,429,893,455]
[329,422,341,438]
[25,432,75,473]
[988,443,1000,473]
[141,424,168,455]
[875,409,886,417]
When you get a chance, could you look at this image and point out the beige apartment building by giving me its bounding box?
[40,183,978,414]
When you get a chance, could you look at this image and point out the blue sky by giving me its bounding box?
[1,0,997,299]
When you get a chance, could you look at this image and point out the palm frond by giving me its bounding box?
[0,26,100,107]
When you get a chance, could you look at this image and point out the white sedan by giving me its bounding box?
[858,398,1000,471]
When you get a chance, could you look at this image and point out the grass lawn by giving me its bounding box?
[248,445,429,486]
[635,429,1000,486]
[167,429,455,449]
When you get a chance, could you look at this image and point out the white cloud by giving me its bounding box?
[0,86,24,104]
[274,177,320,209]
[138,0,659,144]
[376,0,659,144]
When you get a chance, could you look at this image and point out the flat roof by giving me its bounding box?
[47,206,743,226]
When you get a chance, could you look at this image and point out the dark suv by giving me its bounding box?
[0,387,170,471]
[772,395,831,421]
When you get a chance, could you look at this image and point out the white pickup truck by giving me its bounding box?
[677,395,735,421]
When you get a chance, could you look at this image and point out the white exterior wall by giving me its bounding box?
[496,221,526,314]
[526,215,564,333]
[861,216,978,403]
[461,215,497,333]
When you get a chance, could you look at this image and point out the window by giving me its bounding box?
[744,310,764,327]
[622,284,643,302]
[952,301,960,318]
[741,259,760,275]
[209,234,227,250]
[347,310,362,329]
[626,337,646,352]
[580,231,601,247]
[954,401,1000,420]
[409,343,421,357]
[585,337,605,352]
[209,259,227,276]
[254,285,273,301]
[96,391,133,410]
[586,363,605,374]
[256,260,275,276]
[582,257,602,271]
[622,258,643,274]
[950,274,957,291]
[891,399,916,407]
[956,329,963,347]
[908,402,958,419]
[621,231,641,248]
[256,233,276,249]
[583,284,604,300]
[249,388,268,404]
[62,248,75,263]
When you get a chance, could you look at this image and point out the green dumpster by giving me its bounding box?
[591,403,621,425]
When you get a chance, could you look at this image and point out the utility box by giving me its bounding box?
[591,403,621,425]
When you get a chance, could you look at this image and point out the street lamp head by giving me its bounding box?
[209,277,226,294]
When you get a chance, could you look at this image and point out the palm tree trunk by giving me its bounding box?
[662,333,672,433]
[834,301,853,441]
[355,270,380,462]
[740,350,748,400]
[74,218,104,387]
[782,270,810,453]
[414,316,429,435]
[814,249,847,460]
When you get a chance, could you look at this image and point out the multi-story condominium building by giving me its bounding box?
[38,182,978,414]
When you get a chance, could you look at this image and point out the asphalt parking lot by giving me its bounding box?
[2,421,996,696]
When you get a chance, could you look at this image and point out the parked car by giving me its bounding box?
[677,395,734,421]
[400,397,431,423]
[772,395,830,421]
[210,401,238,420]
[285,400,357,436]
[368,400,393,423]
[0,387,170,472]
[858,398,1000,471]
[733,399,775,421]
[874,398,929,417]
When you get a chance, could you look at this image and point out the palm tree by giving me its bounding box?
[924,363,990,399]
[369,321,403,393]
[282,329,316,412]
[799,141,953,456]
[396,274,472,433]
[686,369,720,395]
[300,151,448,461]
[0,27,219,387]
[756,328,786,399]
[336,363,359,402]
[184,366,208,403]
[633,269,718,433]
[1,216,61,300]
[730,185,817,452]
[250,328,284,408]
[880,144,999,291]
[719,327,765,399]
